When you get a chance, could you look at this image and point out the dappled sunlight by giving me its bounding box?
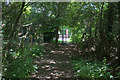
[49,60,56,64]
[40,59,56,64]
[57,61,70,64]
[42,65,51,69]
[3,2,120,79]
[65,48,69,50]
[50,50,55,53]
[31,43,78,79]
[50,50,65,54]
[78,50,82,53]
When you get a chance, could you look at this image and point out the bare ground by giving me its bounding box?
[31,43,82,80]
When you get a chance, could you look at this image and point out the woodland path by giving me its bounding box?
[31,43,82,80]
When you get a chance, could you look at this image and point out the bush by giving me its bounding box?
[3,44,44,78]
[89,57,113,79]
[4,56,37,78]
[73,58,91,78]
[73,57,114,79]
[27,44,44,57]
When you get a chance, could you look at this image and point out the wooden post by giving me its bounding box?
[30,35,32,45]
[118,2,120,64]
[0,3,2,79]
[62,24,64,44]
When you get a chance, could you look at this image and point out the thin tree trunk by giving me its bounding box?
[98,2,104,59]
[99,2,104,39]
[105,3,114,57]
[95,22,98,37]
[56,26,59,43]
[7,2,25,51]
[55,2,60,47]
[11,2,25,39]
[55,25,59,47]
[118,2,120,65]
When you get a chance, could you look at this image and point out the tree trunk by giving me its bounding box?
[106,3,114,57]
[97,2,104,59]
[6,2,25,51]
[11,2,25,39]
[55,25,59,47]
[55,2,60,47]
[118,2,120,65]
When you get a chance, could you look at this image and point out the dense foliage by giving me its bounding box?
[2,2,120,79]
[73,57,117,79]
[3,44,44,78]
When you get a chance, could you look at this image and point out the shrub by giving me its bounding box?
[73,59,91,78]
[3,44,44,78]
[27,44,44,57]
[4,56,37,78]
[73,57,114,79]
[89,57,113,79]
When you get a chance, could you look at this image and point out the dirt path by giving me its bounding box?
[31,43,81,79]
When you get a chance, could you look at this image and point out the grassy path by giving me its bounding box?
[31,43,81,79]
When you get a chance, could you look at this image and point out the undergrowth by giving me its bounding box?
[72,57,115,80]
[3,44,45,78]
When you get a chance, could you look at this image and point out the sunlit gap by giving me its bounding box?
[58,26,72,43]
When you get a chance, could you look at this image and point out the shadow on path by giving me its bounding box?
[31,43,82,79]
